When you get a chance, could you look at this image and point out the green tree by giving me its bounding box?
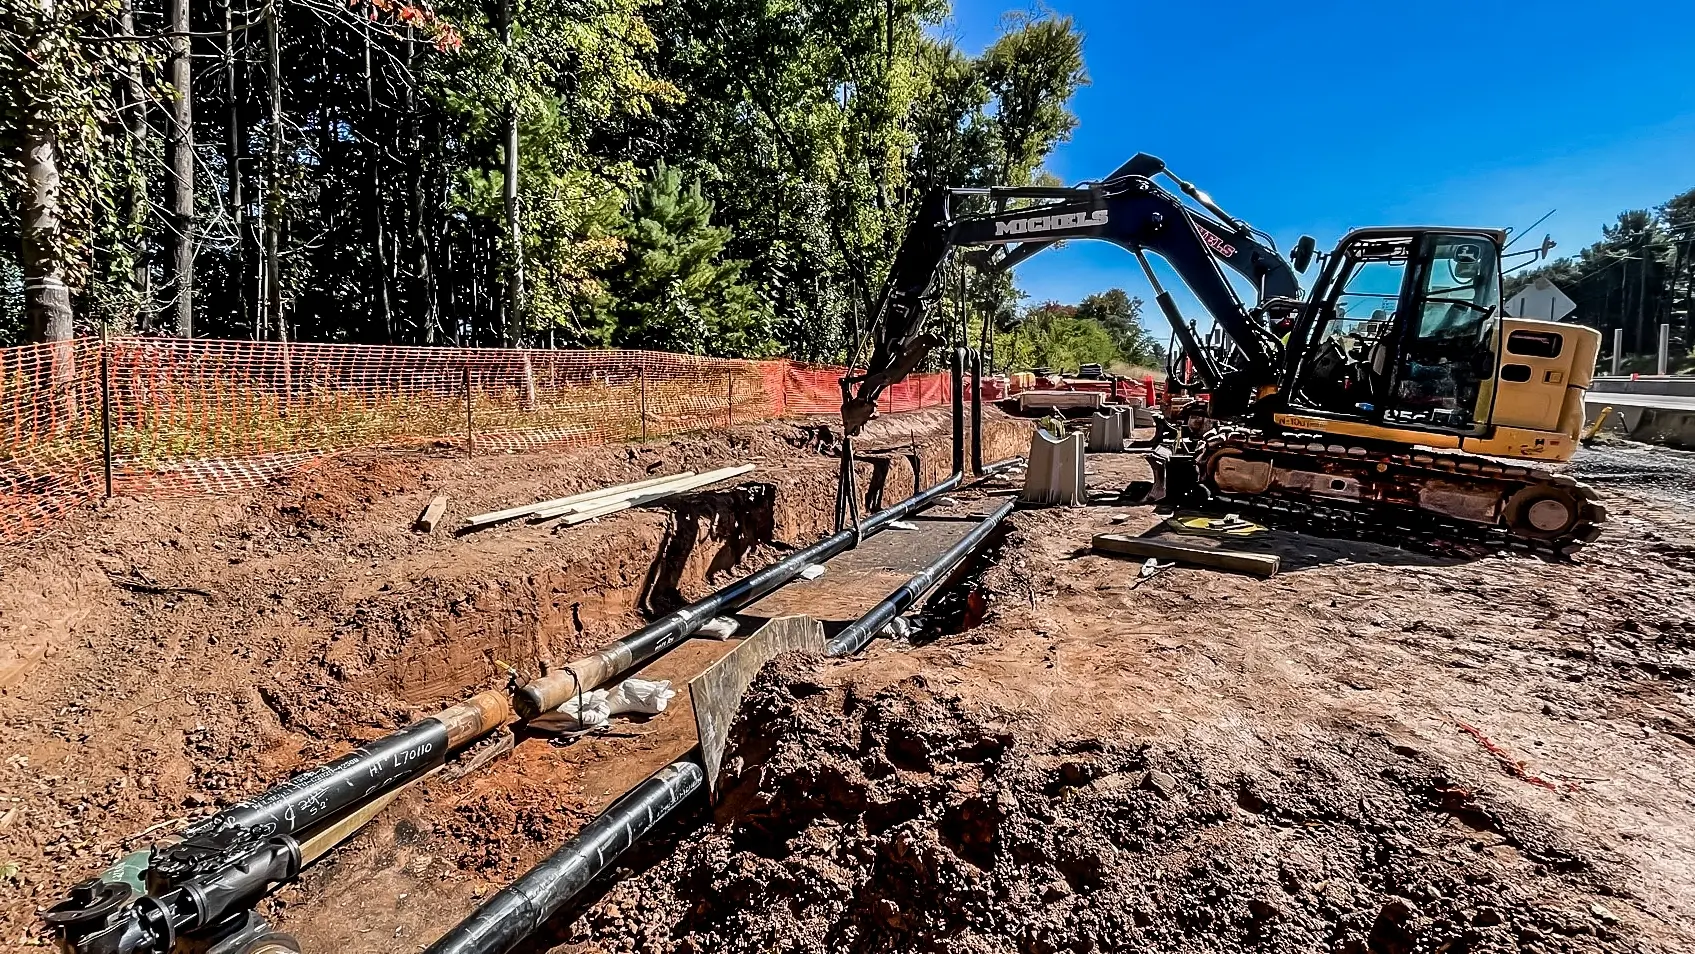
[1074,288,1163,366]
[592,163,773,356]
[995,301,1112,372]
[977,12,1087,184]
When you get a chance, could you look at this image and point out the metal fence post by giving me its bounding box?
[1612,327,1624,376]
[726,370,734,428]
[100,328,113,498]
[639,361,648,440]
[463,364,474,458]
[1659,322,1672,375]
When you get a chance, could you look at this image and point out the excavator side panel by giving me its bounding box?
[1486,319,1595,431]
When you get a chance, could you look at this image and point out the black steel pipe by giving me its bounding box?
[421,760,705,954]
[46,691,510,954]
[825,498,1017,657]
[951,347,966,477]
[973,456,1023,483]
[970,349,984,475]
[185,691,510,841]
[425,490,1021,954]
[516,471,967,719]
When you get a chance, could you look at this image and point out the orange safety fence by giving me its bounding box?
[0,337,960,546]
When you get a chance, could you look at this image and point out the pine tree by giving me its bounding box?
[595,163,773,356]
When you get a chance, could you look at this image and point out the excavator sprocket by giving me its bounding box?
[1194,426,1607,557]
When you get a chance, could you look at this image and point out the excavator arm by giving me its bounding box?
[845,159,1302,433]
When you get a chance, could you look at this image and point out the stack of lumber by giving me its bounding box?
[461,465,757,532]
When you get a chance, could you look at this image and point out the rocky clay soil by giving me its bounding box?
[0,409,1028,951]
[566,440,1695,954]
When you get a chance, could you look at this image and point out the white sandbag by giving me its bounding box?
[696,616,741,640]
[608,678,675,716]
[799,563,828,581]
[531,689,611,732]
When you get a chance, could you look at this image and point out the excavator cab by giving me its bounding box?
[1286,228,1505,437]
[1279,226,1598,462]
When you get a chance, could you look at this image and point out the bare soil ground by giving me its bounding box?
[0,410,1029,951]
[566,440,1695,954]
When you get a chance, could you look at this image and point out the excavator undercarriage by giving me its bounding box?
[1191,426,1606,555]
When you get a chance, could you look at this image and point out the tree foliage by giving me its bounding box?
[1074,287,1162,367]
[591,162,771,356]
[0,0,1089,356]
[1506,186,1695,370]
[992,289,1165,375]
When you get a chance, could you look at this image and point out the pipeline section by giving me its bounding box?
[825,498,1016,656]
[970,350,985,475]
[422,760,705,954]
[515,470,967,718]
[45,691,511,954]
[426,502,1019,954]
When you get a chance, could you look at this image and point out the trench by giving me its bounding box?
[366,445,939,707]
[910,520,1014,641]
[255,420,1032,952]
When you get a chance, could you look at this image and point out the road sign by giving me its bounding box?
[1506,277,1577,322]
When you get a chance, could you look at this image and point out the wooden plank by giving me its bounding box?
[689,616,824,799]
[529,465,749,521]
[414,494,448,533]
[460,473,694,531]
[1091,533,1280,578]
[529,472,703,521]
[547,465,758,527]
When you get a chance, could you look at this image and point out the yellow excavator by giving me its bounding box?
[844,153,1605,555]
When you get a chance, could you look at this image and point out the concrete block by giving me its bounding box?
[1022,429,1087,506]
[1087,410,1126,453]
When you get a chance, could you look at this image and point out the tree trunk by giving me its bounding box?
[21,110,75,342]
[405,30,438,345]
[500,0,524,346]
[119,0,151,330]
[264,3,285,341]
[166,0,195,336]
[225,0,248,336]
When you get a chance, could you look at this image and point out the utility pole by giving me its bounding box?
[1636,233,1653,356]
[166,0,195,337]
[500,0,524,347]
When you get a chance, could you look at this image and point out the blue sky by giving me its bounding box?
[939,0,1695,322]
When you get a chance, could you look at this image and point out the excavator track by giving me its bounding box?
[1194,426,1608,557]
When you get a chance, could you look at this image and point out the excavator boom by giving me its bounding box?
[847,169,1293,432]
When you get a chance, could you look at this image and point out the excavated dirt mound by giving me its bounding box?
[571,656,1637,954]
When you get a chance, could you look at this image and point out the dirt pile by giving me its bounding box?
[573,655,1641,954]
